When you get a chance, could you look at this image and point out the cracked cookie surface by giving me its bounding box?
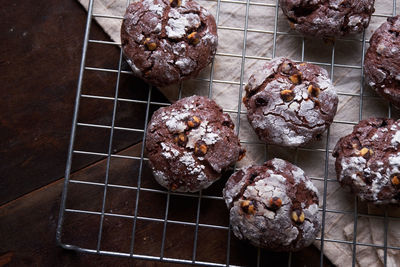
[364,16,400,108]
[146,95,245,192]
[280,0,375,38]
[333,118,400,204]
[223,158,320,251]
[243,57,338,147]
[121,0,218,87]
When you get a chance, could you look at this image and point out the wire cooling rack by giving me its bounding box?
[56,0,400,266]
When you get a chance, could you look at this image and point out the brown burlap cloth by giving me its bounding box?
[78,0,400,266]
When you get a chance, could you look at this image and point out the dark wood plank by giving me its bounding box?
[0,0,168,205]
[0,144,180,267]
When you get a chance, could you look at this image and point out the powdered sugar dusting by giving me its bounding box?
[166,11,200,39]
[269,158,288,174]
[271,158,318,195]
[172,42,187,56]
[247,57,284,89]
[340,156,366,182]
[148,3,164,16]
[152,169,169,188]
[291,167,305,184]
[339,153,398,202]
[160,142,180,159]
[348,15,363,26]
[239,172,300,245]
[186,120,221,148]
[175,58,196,75]
[204,125,220,145]
[202,31,218,46]
[389,152,400,171]
[391,131,400,146]
[255,114,306,146]
[125,58,142,76]
[153,22,162,33]
[222,168,249,207]
[315,74,332,90]
[162,110,190,133]
[180,152,206,180]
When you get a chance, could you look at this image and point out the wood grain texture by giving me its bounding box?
[0,155,180,267]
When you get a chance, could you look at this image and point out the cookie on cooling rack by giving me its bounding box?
[243,57,338,147]
[223,158,320,251]
[280,0,375,38]
[364,16,400,108]
[333,118,400,205]
[121,0,218,88]
[146,95,245,192]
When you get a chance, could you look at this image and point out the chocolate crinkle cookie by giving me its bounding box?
[280,0,375,38]
[333,118,400,205]
[121,0,218,87]
[223,158,320,251]
[243,57,338,147]
[364,16,400,108]
[146,95,245,192]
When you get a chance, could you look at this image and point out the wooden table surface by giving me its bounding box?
[0,0,333,266]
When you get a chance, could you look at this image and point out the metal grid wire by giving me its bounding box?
[56,0,400,266]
